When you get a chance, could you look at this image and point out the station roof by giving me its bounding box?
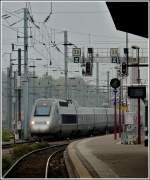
[106,2,148,38]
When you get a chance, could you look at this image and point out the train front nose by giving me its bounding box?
[30,117,51,134]
[30,100,52,134]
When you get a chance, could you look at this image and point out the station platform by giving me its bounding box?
[64,134,148,178]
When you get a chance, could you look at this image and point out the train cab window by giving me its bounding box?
[62,114,77,124]
[34,102,51,116]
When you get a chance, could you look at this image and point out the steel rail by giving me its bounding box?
[3,143,68,178]
[45,148,65,178]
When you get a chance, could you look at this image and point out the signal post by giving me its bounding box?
[110,78,120,140]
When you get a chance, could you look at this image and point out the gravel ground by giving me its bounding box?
[47,150,69,178]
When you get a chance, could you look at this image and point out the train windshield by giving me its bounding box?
[34,101,51,116]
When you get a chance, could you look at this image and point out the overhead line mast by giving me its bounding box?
[23,7,29,139]
[64,31,68,100]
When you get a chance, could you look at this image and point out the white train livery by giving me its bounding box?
[29,98,115,138]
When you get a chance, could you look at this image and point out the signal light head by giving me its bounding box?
[122,62,128,75]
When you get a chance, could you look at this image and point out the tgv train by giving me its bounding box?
[29,98,114,139]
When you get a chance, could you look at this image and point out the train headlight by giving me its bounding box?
[31,121,35,125]
[46,121,50,125]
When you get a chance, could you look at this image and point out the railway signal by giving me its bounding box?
[110,78,120,89]
[121,62,128,75]
[82,47,93,76]
[88,47,93,54]
[87,48,93,62]
[110,78,120,140]
[85,62,92,75]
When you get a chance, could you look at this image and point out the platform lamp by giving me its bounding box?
[131,45,141,144]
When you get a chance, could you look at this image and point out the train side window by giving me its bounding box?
[62,114,77,124]
[59,101,68,107]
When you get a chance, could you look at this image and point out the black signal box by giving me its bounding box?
[128,86,146,99]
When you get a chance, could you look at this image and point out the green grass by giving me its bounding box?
[12,144,33,158]
[2,155,13,175]
[12,142,48,158]
[30,142,49,150]
[2,129,14,142]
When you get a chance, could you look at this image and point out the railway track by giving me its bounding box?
[3,143,68,178]
[45,146,69,178]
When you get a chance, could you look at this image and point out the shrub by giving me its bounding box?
[2,129,14,142]
[2,155,13,175]
[13,142,48,158]
[30,142,49,150]
[12,144,32,158]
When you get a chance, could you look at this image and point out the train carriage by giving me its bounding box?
[29,98,114,138]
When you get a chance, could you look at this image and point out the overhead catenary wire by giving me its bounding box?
[31,46,48,60]
[32,10,109,15]
[2,22,147,48]
[2,7,148,42]
[9,18,24,26]
[2,8,23,19]
[42,23,52,65]
[2,23,147,47]
[2,24,147,66]
[2,23,58,62]
[2,5,148,111]
[4,19,57,59]
[2,4,148,81]
[43,0,53,23]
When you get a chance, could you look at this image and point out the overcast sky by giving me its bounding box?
[2,1,148,85]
